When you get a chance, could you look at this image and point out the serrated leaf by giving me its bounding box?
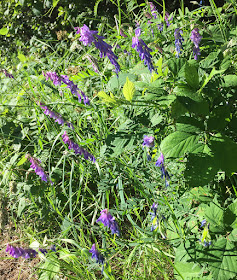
[208,238,237,280]
[123,77,135,101]
[160,131,204,158]
[98,91,116,104]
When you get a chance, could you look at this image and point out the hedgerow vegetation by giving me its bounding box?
[1,0,237,279]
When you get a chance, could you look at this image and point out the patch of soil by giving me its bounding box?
[0,230,40,280]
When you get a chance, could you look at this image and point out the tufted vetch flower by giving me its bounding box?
[26,154,52,184]
[96,209,120,236]
[75,24,120,74]
[174,28,184,58]
[155,153,170,186]
[190,28,202,60]
[62,131,95,162]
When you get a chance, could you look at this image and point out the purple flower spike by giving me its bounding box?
[165,12,173,27]
[149,2,158,19]
[155,153,170,186]
[1,69,14,79]
[132,34,155,73]
[26,154,52,184]
[38,102,74,130]
[190,28,202,60]
[77,24,97,46]
[143,135,154,148]
[43,71,61,86]
[174,28,184,58]
[62,131,95,162]
[155,153,164,167]
[75,24,120,74]
[96,209,120,236]
[89,244,105,264]
[6,244,38,259]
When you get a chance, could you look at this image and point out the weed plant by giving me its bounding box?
[1,0,237,279]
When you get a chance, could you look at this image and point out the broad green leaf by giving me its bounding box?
[123,77,135,102]
[173,85,209,115]
[174,262,203,280]
[160,131,204,158]
[185,63,199,90]
[223,75,237,87]
[98,91,116,104]
[201,67,224,89]
[210,135,237,175]
[208,238,237,280]
[184,153,219,187]
[0,27,8,35]
[107,72,136,91]
[205,202,225,233]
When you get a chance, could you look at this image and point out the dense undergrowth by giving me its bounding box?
[1,0,237,279]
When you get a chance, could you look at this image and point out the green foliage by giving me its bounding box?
[1,0,237,279]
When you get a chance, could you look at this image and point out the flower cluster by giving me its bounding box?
[0,69,14,79]
[190,28,202,60]
[155,152,170,186]
[132,27,155,73]
[174,28,184,57]
[62,131,96,162]
[165,11,173,27]
[38,102,74,129]
[6,244,37,259]
[26,154,52,184]
[149,2,158,19]
[89,244,105,265]
[143,135,154,148]
[75,24,120,74]
[6,244,56,259]
[43,71,90,105]
[96,209,120,236]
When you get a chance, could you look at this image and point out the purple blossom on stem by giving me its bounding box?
[149,2,158,19]
[6,244,38,259]
[62,131,95,162]
[38,102,74,129]
[200,219,207,228]
[43,71,90,105]
[155,153,170,186]
[1,69,14,79]
[43,71,61,86]
[149,203,159,231]
[132,32,155,73]
[96,209,120,236]
[165,12,173,27]
[26,154,52,184]
[142,135,154,148]
[120,28,127,37]
[174,28,184,58]
[75,24,120,74]
[6,244,56,259]
[89,244,105,264]
[190,28,202,60]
